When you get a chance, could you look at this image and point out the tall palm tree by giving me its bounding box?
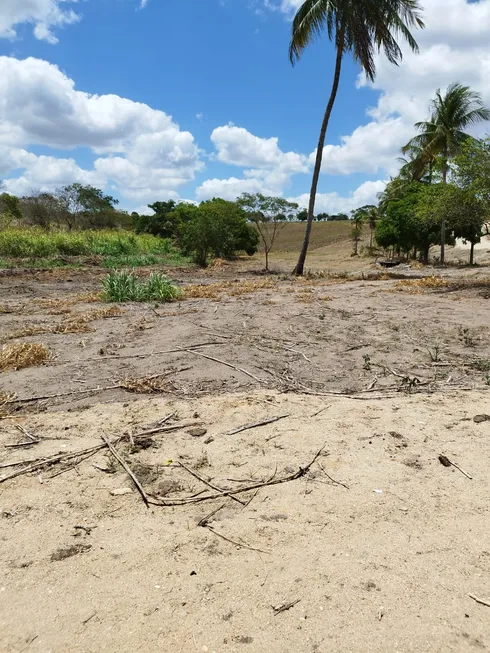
[290,0,424,275]
[367,205,378,249]
[403,83,490,263]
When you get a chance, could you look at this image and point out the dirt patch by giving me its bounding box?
[1,264,490,652]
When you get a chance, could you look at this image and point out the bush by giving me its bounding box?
[180,198,258,266]
[102,270,181,302]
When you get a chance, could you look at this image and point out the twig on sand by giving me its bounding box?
[204,525,270,554]
[438,454,472,479]
[8,369,189,405]
[177,461,246,506]
[133,421,202,438]
[149,445,326,506]
[198,503,227,527]
[184,349,263,383]
[318,463,350,490]
[272,599,301,615]
[55,342,223,364]
[469,594,490,608]
[227,414,289,436]
[310,405,331,418]
[101,434,149,507]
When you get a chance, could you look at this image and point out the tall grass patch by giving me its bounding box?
[102,270,181,303]
[0,229,175,259]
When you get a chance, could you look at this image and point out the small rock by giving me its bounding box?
[473,414,490,424]
[111,487,133,496]
[187,427,207,437]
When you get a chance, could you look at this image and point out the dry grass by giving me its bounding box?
[34,291,101,312]
[0,342,51,371]
[6,306,123,340]
[267,221,351,252]
[394,276,448,293]
[118,374,176,394]
[183,279,276,300]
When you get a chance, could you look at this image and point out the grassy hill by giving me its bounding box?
[266,221,352,252]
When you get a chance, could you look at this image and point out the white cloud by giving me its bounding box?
[0,0,80,44]
[289,180,387,215]
[203,124,309,199]
[0,56,203,204]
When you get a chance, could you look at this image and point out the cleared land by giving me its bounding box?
[1,258,490,652]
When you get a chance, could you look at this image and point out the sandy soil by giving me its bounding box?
[1,262,490,652]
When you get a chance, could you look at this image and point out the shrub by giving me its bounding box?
[180,198,258,266]
[102,270,181,302]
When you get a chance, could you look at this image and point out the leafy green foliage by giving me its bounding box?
[181,198,258,267]
[0,229,174,259]
[102,270,181,303]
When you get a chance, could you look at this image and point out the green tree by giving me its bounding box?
[181,198,258,267]
[375,182,445,263]
[133,200,178,238]
[352,205,378,249]
[57,183,119,229]
[402,83,490,263]
[0,193,22,226]
[289,0,423,275]
[315,212,330,222]
[237,193,298,271]
[297,209,308,221]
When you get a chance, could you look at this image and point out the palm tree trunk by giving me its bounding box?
[470,241,475,265]
[440,153,448,265]
[294,32,344,276]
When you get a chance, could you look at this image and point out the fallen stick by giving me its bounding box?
[9,369,188,404]
[318,463,350,490]
[184,349,263,383]
[101,434,149,508]
[438,454,472,479]
[227,414,289,436]
[149,445,326,506]
[132,421,203,438]
[178,461,246,506]
[54,342,223,364]
[272,599,301,615]
[0,443,109,483]
[469,594,490,608]
[205,526,270,554]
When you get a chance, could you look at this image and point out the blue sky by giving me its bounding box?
[1,0,489,214]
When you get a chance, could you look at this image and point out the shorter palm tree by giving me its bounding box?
[403,83,490,263]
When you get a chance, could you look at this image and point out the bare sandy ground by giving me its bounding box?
[1,264,490,652]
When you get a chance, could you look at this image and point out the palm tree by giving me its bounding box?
[403,83,490,263]
[367,205,378,249]
[290,0,424,275]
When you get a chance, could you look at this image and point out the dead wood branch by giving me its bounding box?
[148,445,326,506]
[272,599,301,615]
[101,434,149,507]
[184,349,263,383]
[177,461,246,506]
[469,594,490,608]
[204,525,270,554]
[227,414,289,436]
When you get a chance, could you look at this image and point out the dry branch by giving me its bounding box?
[469,594,490,608]
[101,434,149,507]
[227,414,289,436]
[184,349,263,383]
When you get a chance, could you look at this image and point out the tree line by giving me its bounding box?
[375,84,490,265]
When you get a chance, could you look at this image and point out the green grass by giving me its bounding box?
[0,228,175,258]
[102,270,182,303]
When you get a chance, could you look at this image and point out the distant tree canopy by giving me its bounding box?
[181,198,258,266]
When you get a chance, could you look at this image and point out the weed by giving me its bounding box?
[485,373,490,386]
[363,354,372,371]
[427,343,442,362]
[102,270,181,303]
[458,326,477,348]
[469,358,490,372]
[398,376,420,393]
